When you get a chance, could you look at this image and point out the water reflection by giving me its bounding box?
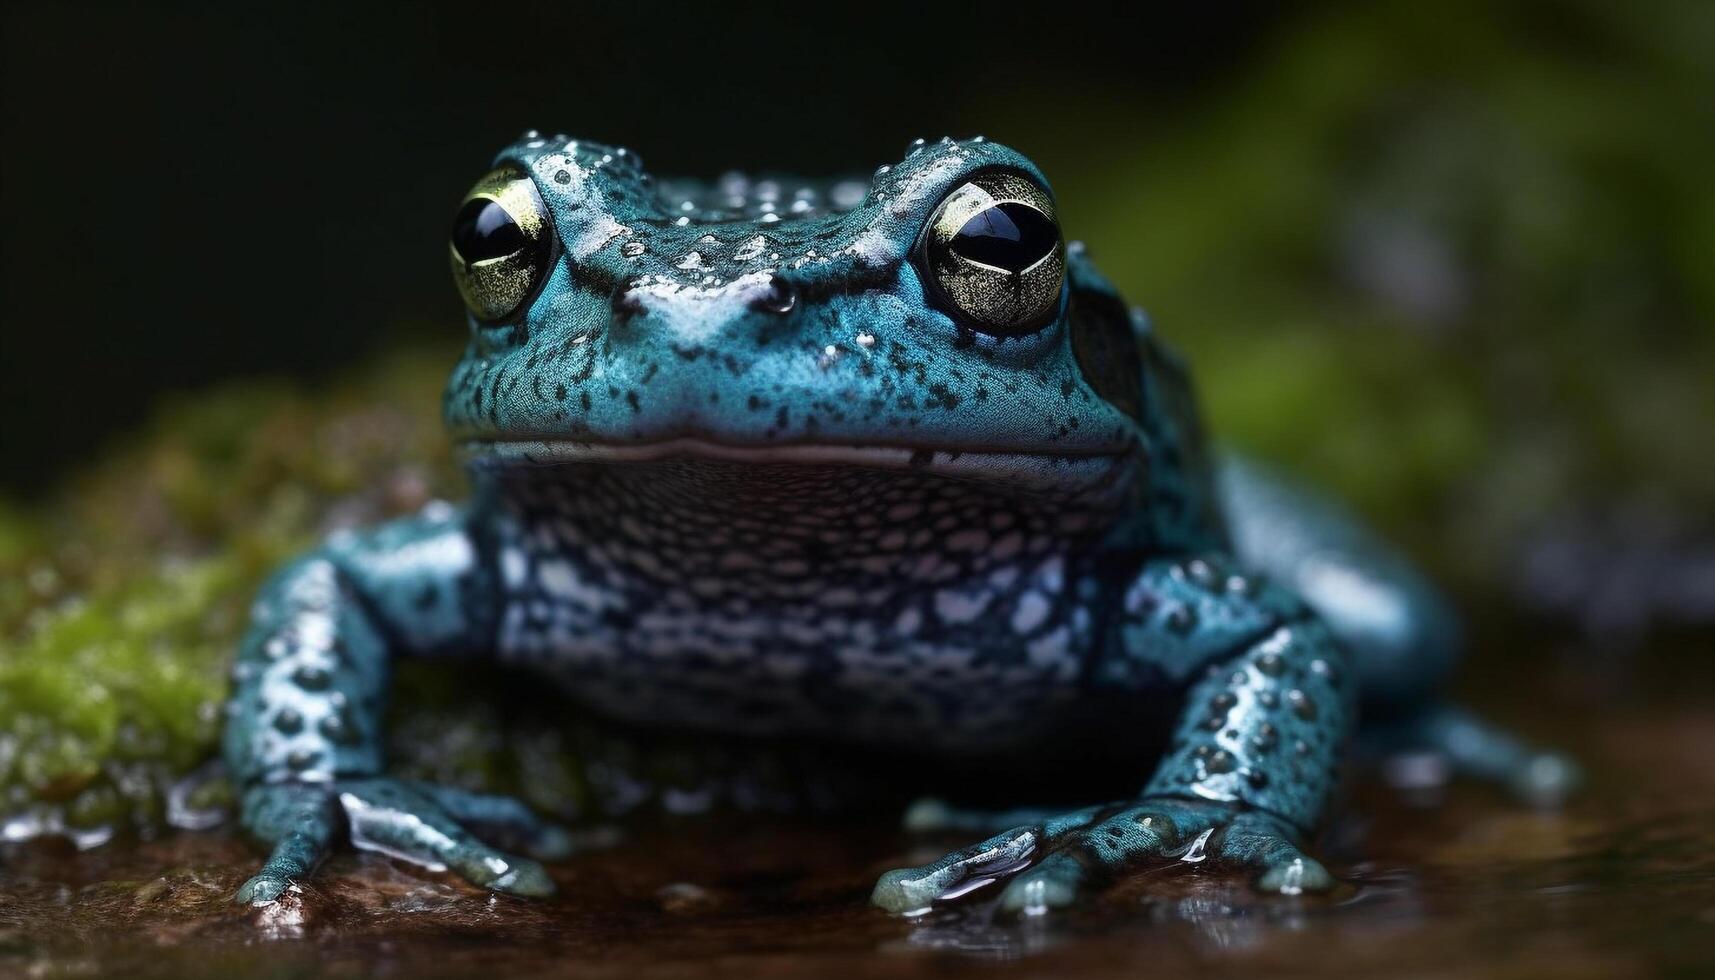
[885,897,1059,959]
[889,866,1428,961]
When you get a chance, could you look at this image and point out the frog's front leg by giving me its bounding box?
[224,503,568,904]
[872,556,1352,913]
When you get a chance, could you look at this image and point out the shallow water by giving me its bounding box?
[4,653,1714,978]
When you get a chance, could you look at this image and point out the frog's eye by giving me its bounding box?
[449,166,554,322]
[919,172,1064,335]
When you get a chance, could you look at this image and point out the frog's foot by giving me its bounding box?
[1368,704,1581,808]
[873,797,1330,915]
[234,779,571,905]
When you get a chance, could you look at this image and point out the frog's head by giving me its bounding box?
[444,135,1150,497]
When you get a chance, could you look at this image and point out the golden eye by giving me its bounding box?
[920,172,1063,335]
[449,166,553,322]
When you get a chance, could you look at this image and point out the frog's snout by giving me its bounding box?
[605,270,799,347]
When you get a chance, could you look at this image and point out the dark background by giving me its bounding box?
[4,1,1712,640]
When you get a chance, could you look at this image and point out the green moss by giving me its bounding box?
[0,346,466,837]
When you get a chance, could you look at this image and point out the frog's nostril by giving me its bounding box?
[751,275,797,316]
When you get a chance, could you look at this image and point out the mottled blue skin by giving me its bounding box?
[224,135,1574,912]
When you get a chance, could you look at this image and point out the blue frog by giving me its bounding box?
[224,134,1574,913]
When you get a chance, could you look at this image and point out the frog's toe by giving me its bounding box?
[1255,855,1333,895]
[996,851,1085,914]
[870,867,935,915]
[234,872,294,906]
[1511,751,1581,809]
[1371,705,1581,807]
[486,856,557,897]
[234,784,338,905]
[410,782,578,861]
[880,800,1336,913]
[336,779,557,897]
[1221,810,1333,895]
[871,825,1042,913]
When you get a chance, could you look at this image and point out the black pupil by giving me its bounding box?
[452,198,526,263]
[949,202,1058,272]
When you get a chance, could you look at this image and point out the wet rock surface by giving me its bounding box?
[5,690,1713,979]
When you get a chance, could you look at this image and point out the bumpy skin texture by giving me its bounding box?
[224,134,1571,910]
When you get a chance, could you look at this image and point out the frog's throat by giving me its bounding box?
[455,438,1137,496]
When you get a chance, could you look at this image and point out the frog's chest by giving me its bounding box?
[485,475,1107,749]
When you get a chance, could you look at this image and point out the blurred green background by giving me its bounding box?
[2,1,1711,838]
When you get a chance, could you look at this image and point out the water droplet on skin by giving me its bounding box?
[621,241,646,258]
[754,276,796,315]
[1179,827,1215,863]
[1310,658,1342,687]
[820,181,863,211]
[1187,558,1219,588]
[292,665,331,690]
[1252,723,1278,753]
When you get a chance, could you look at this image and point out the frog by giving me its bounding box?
[224,133,1576,914]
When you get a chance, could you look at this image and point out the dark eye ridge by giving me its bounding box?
[949,202,1058,272]
[452,198,527,263]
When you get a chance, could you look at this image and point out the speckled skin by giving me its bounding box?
[224,135,1574,912]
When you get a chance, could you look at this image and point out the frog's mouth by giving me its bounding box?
[456,437,1138,495]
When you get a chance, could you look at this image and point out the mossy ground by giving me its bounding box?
[0,350,470,838]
